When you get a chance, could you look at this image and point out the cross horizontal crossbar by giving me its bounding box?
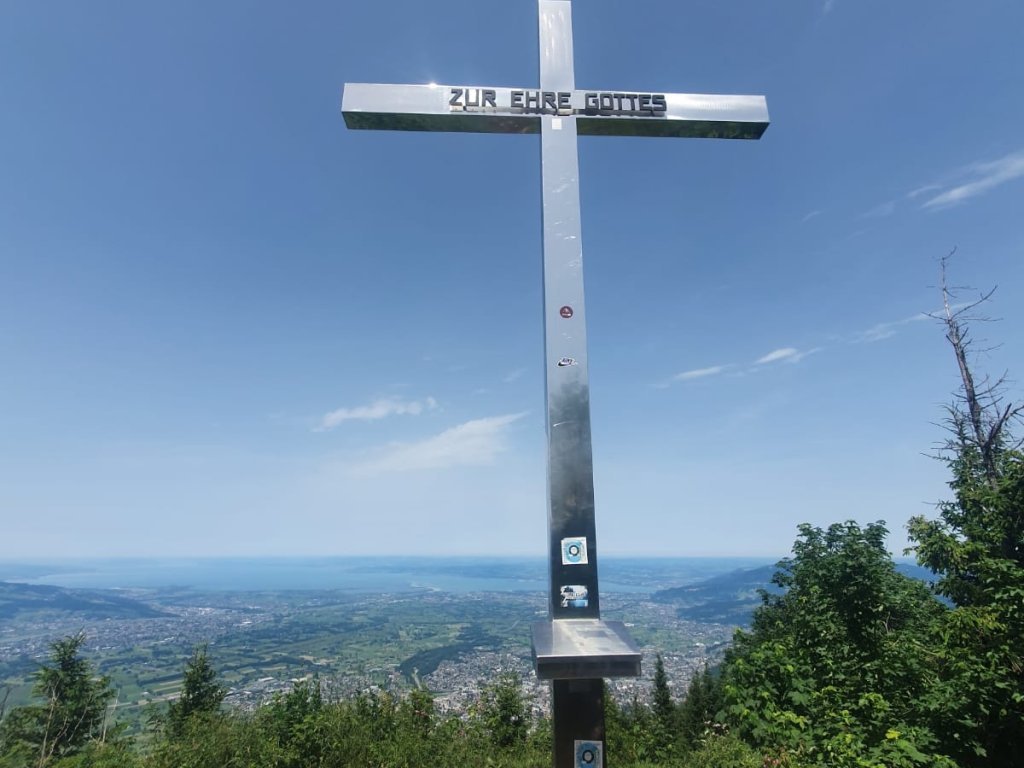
[342,83,769,139]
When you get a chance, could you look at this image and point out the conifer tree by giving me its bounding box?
[677,665,722,750]
[477,672,528,748]
[649,653,677,758]
[651,653,674,735]
[165,645,226,739]
[0,632,115,764]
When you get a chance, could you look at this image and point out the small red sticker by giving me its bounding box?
[559,306,574,318]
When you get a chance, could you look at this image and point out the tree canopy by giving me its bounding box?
[165,645,226,740]
[905,256,1024,766]
[0,632,116,766]
[720,521,953,767]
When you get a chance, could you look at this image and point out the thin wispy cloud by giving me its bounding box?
[823,0,836,13]
[503,367,527,383]
[853,312,929,343]
[317,396,438,431]
[674,365,728,381]
[921,149,1024,210]
[861,200,896,219]
[664,299,965,389]
[665,348,817,387]
[907,184,941,200]
[349,412,526,475]
[801,210,821,223]
[754,347,820,365]
[755,348,797,364]
[852,302,971,343]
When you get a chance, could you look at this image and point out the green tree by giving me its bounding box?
[477,672,528,749]
[385,685,438,765]
[258,678,324,767]
[721,521,952,767]
[685,731,764,768]
[676,665,723,751]
[48,742,141,768]
[906,256,1024,767]
[165,645,225,739]
[149,711,283,768]
[398,685,434,739]
[609,692,657,764]
[650,653,676,757]
[0,632,116,766]
[651,654,674,729]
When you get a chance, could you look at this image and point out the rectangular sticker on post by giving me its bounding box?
[575,740,603,767]
[560,585,589,608]
[561,536,588,565]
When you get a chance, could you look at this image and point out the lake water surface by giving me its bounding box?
[0,556,774,594]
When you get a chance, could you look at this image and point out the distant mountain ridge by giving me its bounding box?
[652,565,780,624]
[0,581,169,620]
[652,561,940,625]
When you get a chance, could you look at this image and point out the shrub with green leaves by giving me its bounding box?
[720,521,955,767]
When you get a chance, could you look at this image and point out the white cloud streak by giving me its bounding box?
[665,301,963,387]
[861,200,896,219]
[852,303,972,343]
[907,184,941,200]
[853,312,929,343]
[921,149,1024,210]
[755,348,799,364]
[674,365,728,381]
[349,413,526,475]
[754,347,820,365]
[317,397,438,431]
[665,347,819,387]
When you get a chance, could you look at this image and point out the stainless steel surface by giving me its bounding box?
[532,620,643,679]
[342,83,537,134]
[539,0,574,93]
[538,11,610,765]
[342,83,769,139]
[538,0,602,624]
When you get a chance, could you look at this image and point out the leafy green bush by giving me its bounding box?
[720,521,957,767]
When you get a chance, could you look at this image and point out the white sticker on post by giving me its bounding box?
[575,740,603,768]
[561,536,588,565]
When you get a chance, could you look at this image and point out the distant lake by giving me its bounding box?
[0,556,774,594]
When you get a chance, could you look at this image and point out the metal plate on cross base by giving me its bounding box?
[532,619,642,680]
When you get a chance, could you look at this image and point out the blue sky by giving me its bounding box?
[1,0,1022,559]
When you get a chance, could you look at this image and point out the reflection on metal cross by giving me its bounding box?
[342,2,769,765]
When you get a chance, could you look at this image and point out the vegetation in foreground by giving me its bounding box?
[1,258,1021,766]
[0,646,763,768]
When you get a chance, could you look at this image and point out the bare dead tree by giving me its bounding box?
[101,688,120,744]
[37,695,57,768]
[927,248,1023,487]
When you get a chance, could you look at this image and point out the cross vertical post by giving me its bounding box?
[341,1,768,764]
[537,2,607,764]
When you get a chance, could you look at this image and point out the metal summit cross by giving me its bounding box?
[342,2,768,766]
